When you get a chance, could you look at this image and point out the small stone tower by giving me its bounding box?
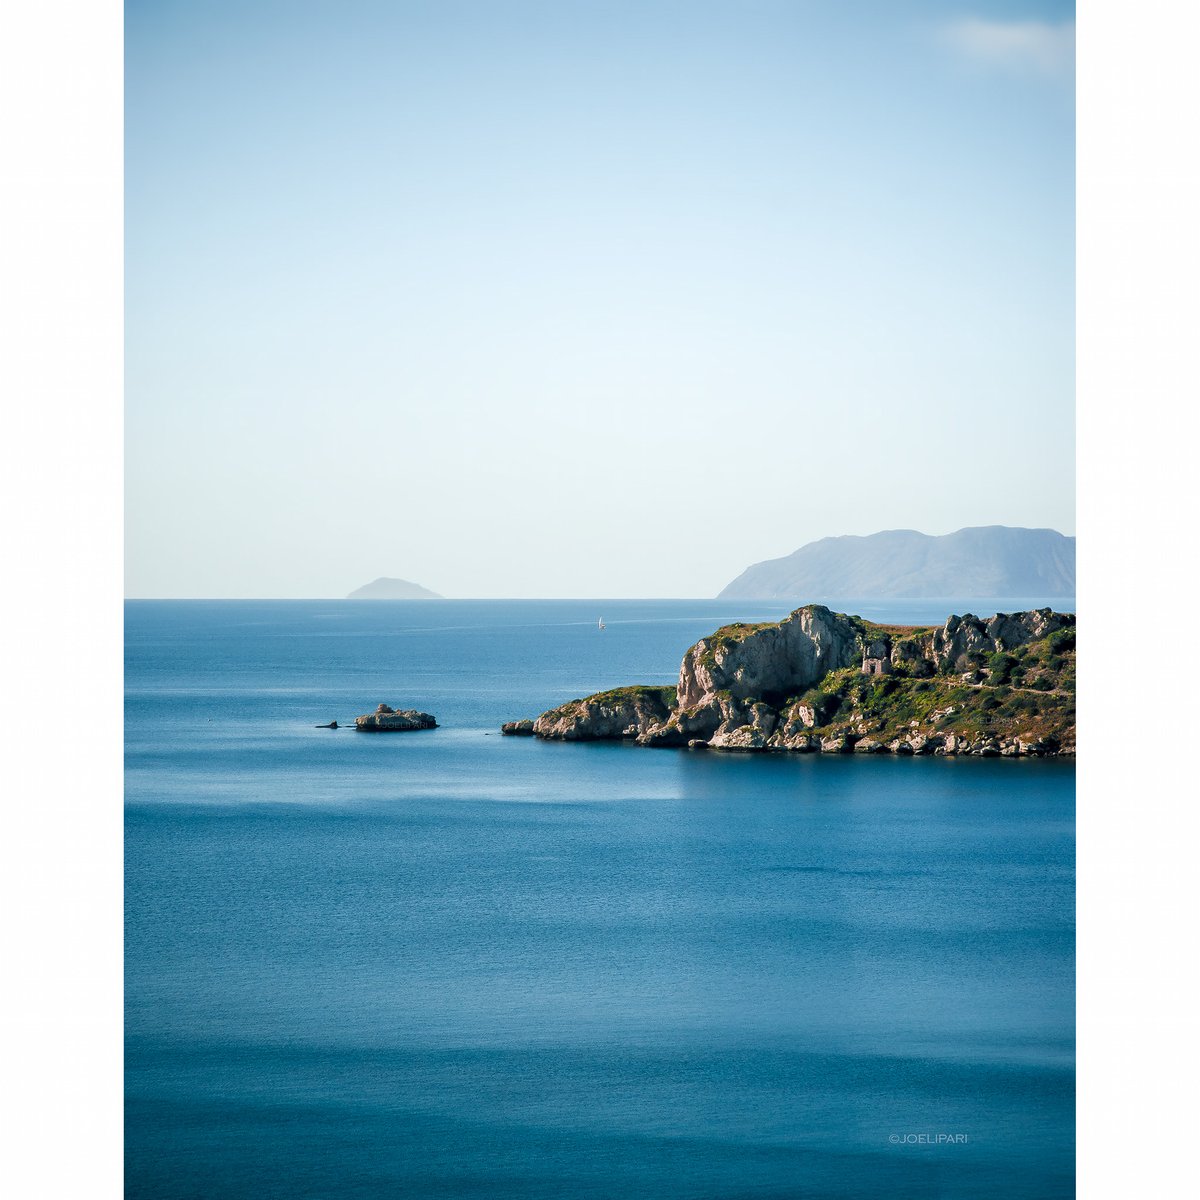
[861,637,892,676]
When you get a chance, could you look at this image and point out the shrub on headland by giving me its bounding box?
[1047,629,1076,655]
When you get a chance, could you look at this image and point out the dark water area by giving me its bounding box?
[126,600,1074,1199]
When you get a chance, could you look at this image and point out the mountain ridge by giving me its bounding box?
[718,526,1074,600]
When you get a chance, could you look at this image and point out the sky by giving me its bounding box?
[125,0,1075,598]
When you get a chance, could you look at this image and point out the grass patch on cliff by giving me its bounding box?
[543,683,677,717]
[697,621,776,669]
[861,623,932,638]
[783,637,1075,745]
[712,622,774,640]
[586,685,677,708]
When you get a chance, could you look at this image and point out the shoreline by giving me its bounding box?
[508,604,1076,758]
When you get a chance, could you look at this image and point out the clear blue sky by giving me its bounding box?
[126,0,1074,598]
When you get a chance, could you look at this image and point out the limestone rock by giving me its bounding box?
[890,638,930,674]
[769,699,826,750]
[930,609,1075,671]
[516,604,1075,758]
[676,605,861,709]
[709,724,770,750]
[986,609,1072,651]
[532,686,675,742]
[908,734,941,755]
[820,734,854,753]
[355,704,438,731]
[767,729,816,752]
[930,615,992,671]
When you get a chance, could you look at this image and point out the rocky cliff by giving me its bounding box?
[531,686,676,741]
[510,605,1076,758]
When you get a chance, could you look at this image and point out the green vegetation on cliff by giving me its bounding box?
[789,626,1074,746]
[576,684,678,709]
[697,622,774,670]
[516,605,1075,756]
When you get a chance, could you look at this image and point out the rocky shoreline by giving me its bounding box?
[504,606,1075,758]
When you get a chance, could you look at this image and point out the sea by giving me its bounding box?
[125,599,1075,1199]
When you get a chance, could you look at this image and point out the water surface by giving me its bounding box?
[126,600,1074,1198]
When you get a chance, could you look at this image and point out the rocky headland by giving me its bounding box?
[506,606,1075,757]
[355,704,438,731]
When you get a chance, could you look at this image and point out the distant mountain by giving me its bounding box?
[346,577,443,600]
[718,527,1075,601]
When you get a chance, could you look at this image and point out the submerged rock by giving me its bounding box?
[355,703,437,732]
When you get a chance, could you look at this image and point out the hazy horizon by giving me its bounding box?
[127,1,1075,599]
[125,521,1077,600]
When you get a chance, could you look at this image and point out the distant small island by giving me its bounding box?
[346,577,443,600]
[355,703,438,731]
[719,526,1075,600]
[505,605,1075,757]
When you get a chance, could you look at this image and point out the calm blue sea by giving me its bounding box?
[126,599,1075,1199]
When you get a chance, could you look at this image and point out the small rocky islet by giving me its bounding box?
[354,704,438,732]
[503,605,1076,758]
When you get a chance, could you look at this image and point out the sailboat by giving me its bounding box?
[598,617,605,631]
